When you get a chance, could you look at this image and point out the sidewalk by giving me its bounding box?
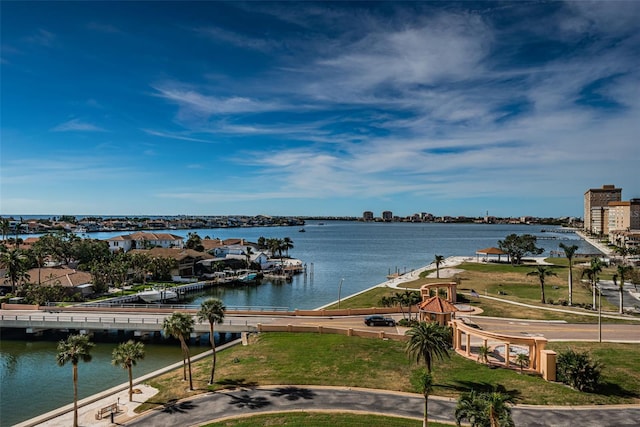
[574,230,614,256]
[16,340,242,427]
[34,384,158,427]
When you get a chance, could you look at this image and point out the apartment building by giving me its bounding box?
[584,184,622,235]
[608,198,640,248]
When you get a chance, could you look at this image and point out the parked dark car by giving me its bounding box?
[364,315,396,327]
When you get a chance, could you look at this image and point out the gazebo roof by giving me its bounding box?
[476,247,506,255]
[418,296,458,313]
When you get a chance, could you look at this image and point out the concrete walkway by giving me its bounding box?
[121,385,640,427]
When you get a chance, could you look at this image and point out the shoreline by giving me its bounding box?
[574,230,613,256]
[14,339,242,427]
[15,229,604,426]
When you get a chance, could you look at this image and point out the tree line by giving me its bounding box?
[0,231,179,303]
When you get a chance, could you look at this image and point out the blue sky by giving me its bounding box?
[2,1,639,218]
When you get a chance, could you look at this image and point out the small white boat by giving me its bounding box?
[237,273,258,283]
[137,288,178,303]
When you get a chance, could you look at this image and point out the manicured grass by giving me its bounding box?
[204,412,442,427]
[548,342,640,403]
[138,333,640,414]
[324,286,399,309]
[323,261,640,323]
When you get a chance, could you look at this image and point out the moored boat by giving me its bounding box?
[137,288,178,303]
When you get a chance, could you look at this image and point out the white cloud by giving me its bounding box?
[51,119,105,132]
[25,29,55,47]
[152,83,287,115]
[142,128,213,143]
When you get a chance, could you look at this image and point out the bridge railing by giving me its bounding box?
[0,313,258,328]
[48,302,290,312]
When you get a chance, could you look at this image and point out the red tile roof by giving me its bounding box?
[26,266,92,288]
[418,296,458,313]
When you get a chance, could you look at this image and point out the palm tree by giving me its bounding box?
[112,340,145,402]
[582,257,603,310]
[616,265,633,314]
[163,312,195,390]
[405,322,452,373]
[393,292,408,320]
[411,368,434,427]
[282,237,294,257]
[379,295,394,308]
[477,345,490,365]
[515,353,528,374]
[434,255,445,279]
[197,298,226,385]
[527,266,557,304]
[0,248,30,294]
[484,389,515,427]
[1,217,10,242]
[455,390,486,427]
[559,243,578,306]
[30,240,49,285]
[404,290,421,321]
[56,334,94,427]
[244,246,254,269]
[455,389,515,427]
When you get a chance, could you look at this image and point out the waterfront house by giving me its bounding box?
[25,266,94,297]
[106,232,184,252]
[129,247,213,278]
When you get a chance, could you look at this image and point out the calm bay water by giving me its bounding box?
[1,221,598,425]
[0,333,210,427]
[172,221,596,309]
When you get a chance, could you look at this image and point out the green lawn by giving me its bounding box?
[324,286,397,310]
[326,260,640,323]
[204,412,446,427]
[139,333,640,414]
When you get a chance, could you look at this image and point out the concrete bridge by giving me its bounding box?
[0,310,261,335]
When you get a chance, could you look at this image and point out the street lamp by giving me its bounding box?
[598,283,602,343]
[338,278,344,309]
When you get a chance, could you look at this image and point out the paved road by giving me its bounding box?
[124,386,640,427]
[464,316,640,342]
[3,308,639,342]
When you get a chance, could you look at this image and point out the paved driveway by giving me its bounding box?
[124,386,640,427]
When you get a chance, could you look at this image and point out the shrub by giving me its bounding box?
[397,318,419,327]
[556,349,602,392]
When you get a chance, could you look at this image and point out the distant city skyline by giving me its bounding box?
[2,1,639,218]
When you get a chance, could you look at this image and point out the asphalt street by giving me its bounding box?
[124,386,640,427]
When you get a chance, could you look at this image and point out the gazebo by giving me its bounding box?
[476,247,508,263]
[418,295,458,326]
